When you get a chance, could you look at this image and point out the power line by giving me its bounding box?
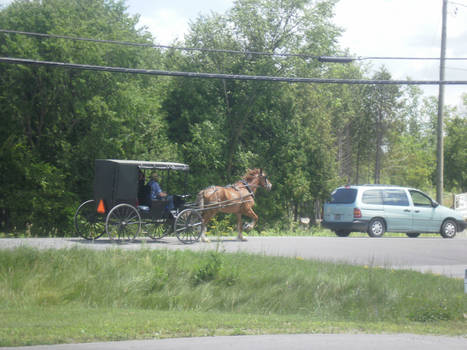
[450,0,467,8]
[0,29,323,59]
[1,28,467,62]
[362,56,467,61]
[1,56,467,85]
[446,66,467,71]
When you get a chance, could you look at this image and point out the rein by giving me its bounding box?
[202,172,268,202]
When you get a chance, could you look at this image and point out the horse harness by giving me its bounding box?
[240,180,255,199]
[223,181,254,198]
[201,178,257,209]
[203,183,253,208]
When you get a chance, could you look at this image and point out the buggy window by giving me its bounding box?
[164,170,187,194]
[142,168,187,195]
[330,188,357,204]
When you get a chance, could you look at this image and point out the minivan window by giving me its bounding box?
[383,189,409,206]
[330,188,357,204]
[362,189,383,205]
[410,190,433,207]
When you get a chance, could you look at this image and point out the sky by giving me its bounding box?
[124,0,467,107]
[332,0,467,107]
[1,0,466,106]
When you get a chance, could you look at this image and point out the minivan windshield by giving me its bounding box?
[330,188,357,204]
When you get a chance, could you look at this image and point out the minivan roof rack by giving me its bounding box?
[360,184,403,187]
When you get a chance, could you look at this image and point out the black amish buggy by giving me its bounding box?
[74,159,202,244]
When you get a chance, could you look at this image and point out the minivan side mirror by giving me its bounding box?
[432,201,439,208]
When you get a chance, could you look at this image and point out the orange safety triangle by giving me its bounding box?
[97,199,105,214]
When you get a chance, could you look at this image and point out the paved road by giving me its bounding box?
[2,334,467,350]
[1,235,466,278]
[1,237,466,349]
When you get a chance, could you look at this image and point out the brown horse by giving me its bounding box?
[196,168,272,242]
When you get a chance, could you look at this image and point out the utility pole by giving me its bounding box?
[436,0,447,204]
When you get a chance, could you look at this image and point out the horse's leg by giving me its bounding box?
[200,218,208,242]
[197,192,209,243]
[200,214,210,242]
[235,213,247,241]
[242,206,258,232]
[200,210,215,243]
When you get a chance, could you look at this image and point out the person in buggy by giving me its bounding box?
[147,172,174,212]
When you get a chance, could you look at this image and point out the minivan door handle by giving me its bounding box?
[404,209,411,212]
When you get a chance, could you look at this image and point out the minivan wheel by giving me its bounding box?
[368,218,385,237]
[440,219,457,239]
[335,230,351,237]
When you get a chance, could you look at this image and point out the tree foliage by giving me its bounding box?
[445,112,467,192]
[0,0,464,235]
[0,0,175,233]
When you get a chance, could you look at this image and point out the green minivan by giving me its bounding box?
[322,185,467,238]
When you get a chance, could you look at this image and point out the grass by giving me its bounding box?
[0,247,466,346]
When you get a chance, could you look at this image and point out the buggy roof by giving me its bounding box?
[97,159,189,171]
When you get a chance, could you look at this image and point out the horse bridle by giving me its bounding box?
[259,169,269,188]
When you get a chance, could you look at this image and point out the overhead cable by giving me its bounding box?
[1,29,467,62]
[0,29,322,59]
[1,56,467,85]
[450,1,467,8]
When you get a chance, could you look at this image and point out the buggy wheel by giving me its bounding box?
[74,200,105,240]
[106,204,141,241]
[175,209,202,244]
[144,219,173,240]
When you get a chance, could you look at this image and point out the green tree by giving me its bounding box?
[165,0,340,175]
[162,0,343,227]
[0,0,174,234]
[381,85,435,189]
[444,105,467,192]
[361,68,402,184]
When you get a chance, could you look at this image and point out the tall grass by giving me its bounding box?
[0,246,465,324]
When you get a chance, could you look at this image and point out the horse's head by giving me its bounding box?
[243,168,272,191]
[258,168,272,191]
